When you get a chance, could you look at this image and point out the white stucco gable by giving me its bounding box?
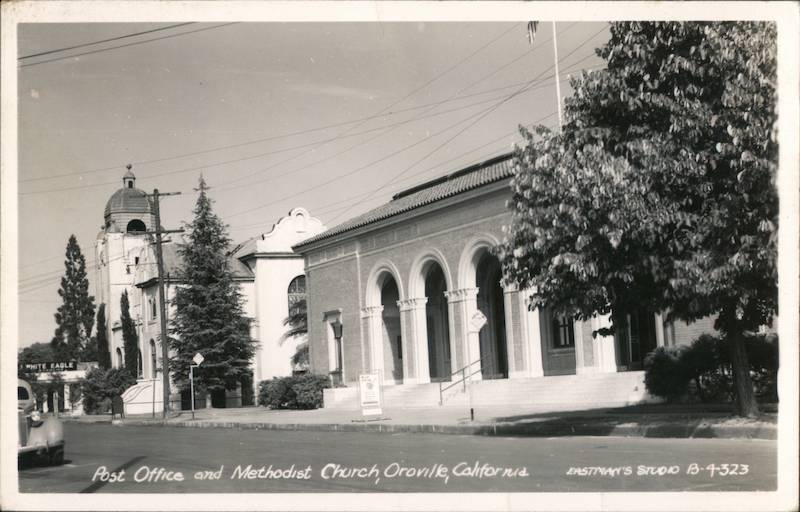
[247,208,326,256]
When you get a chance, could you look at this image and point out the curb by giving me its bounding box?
[64,417,777,440]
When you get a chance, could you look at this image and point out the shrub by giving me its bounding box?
[644,346,691,401]
[643,332,779,404]
[258,374,330,410]
[746,333,779,402]
[80,367,136,414]
[292,374,330,409]
[681,334,731,402]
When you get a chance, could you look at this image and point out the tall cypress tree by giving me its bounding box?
[96,303,111,369]
[170,177,256,393]
[51,235,95,361]
[120,290,139,378]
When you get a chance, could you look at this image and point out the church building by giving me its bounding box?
[293,153,716,410]
[94,169,325,412]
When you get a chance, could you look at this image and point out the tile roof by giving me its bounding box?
[156,243,254,281]
[294,152,514,249]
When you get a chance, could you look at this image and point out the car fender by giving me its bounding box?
[27,417,64,448]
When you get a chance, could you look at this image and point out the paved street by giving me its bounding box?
[19,423,776,493]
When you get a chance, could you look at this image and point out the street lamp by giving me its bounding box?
[331,320,343,386]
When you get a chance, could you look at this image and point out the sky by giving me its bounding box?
[17,21,609,347]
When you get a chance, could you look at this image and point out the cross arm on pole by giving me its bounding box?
[144,229,184,235]
[146,191,182,198]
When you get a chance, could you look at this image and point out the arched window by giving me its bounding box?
[137,349,143,378]
[115,347,123,368]
[126,219,146,233]
[150,340,158,378]
[287,275,306,316]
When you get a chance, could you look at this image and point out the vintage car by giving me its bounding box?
[18,378,64,465]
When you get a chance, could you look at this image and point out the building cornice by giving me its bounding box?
[295,179,511,255]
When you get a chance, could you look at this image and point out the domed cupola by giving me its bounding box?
[103,165,155,234]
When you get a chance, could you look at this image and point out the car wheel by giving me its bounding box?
[49,446,64,466]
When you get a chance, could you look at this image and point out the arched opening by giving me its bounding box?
[475,251,508,379]
[126,219,146,233]
[423,262,451,382]
[115,347,123,368]
[287,275,309,373]
[150,339,157,378]
[137,349,143,378]
[379,274,403,382]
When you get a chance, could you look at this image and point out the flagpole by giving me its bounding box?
[551,21,564,133]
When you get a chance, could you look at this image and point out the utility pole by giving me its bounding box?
[146,187,183,418]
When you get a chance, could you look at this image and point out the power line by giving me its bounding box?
[20,76,537,185]
[17,87,532,197]
[18,23,195,60]
[20,22,237,68]
[20,33,597,192]
[224,78,533,221]
[326,26,608,225]
[226,131,528,235]
[18,23,524,198]
[211,23,525,193]
[213,74,560,193]
[221,27,605,221]
[213,23,570,196]
[21,85,547,197]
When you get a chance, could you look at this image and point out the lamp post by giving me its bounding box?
[331,320,343,386]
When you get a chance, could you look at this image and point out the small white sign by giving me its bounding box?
[469,310,488,332]
[192,353,205,366]
[358,373,382,416]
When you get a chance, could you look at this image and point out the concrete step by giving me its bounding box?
[323,371,656,411]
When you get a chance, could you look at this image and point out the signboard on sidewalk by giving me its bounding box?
[358,373,382,416]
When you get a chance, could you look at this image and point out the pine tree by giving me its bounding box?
[120,290,140,378]
[51,235,95,361]
[499,22,777,417]
[170,177,256,394]
[96,303,112,369]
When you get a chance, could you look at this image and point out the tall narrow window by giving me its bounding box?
[552,315,575,348]
[287,275,306,315]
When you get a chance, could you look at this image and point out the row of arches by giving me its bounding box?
[366,236,509,384]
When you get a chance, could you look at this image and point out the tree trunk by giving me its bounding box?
[728,326,760,418]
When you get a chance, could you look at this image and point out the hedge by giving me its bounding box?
[258,374,330,410]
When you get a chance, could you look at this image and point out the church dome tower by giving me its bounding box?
[103,165,154,234]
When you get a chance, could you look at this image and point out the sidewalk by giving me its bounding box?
[63,402,778,440]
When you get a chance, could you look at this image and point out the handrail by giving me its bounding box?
[439,359,482,405]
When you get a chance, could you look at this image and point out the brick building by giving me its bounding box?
[294,153,716,409]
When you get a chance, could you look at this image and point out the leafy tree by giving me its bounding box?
[51,235,95,361]
[120,290,140,379]
[95,303,112,369]
[282,297,309,370]
[80,367,136,414]
[170,177,256,395]
[499,22,777,417]
[19,342,56,365]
